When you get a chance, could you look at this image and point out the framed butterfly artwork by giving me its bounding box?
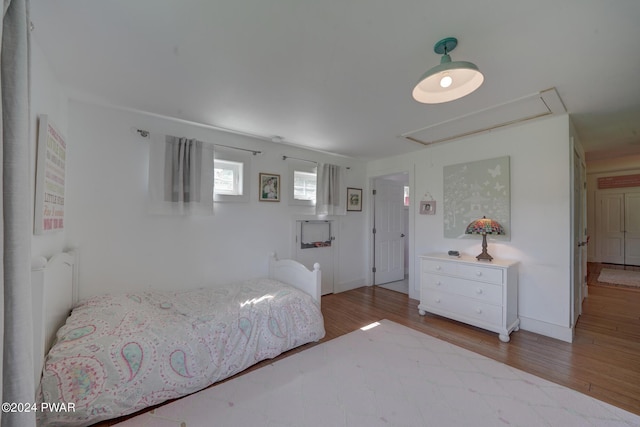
[443,156,510,239]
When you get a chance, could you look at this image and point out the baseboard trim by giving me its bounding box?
[519,316,573,343]
[334,279,365,294]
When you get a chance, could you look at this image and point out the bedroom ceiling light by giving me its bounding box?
[412,37,484,104]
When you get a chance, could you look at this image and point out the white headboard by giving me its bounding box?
[268,252,321,305]
[31,250,78,386]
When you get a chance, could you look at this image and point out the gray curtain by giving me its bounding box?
[316,163,346,216]
[164,136,203,203]
[1,0,35,426]
[148,133,214,215]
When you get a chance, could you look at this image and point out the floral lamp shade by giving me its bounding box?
[465,216,504,261]
[465,216,505,235]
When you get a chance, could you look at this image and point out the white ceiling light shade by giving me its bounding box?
[412,37,484,104]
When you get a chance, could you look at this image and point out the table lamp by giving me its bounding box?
[465,216,504,261]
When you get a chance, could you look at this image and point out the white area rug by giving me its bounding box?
[598,268,640,288]
[116,320,640,427]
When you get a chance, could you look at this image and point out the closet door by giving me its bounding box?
[625,192,640,266]
[599,193,625,264]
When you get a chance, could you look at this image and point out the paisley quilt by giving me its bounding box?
[36,278,325,427]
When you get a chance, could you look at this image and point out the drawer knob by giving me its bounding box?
[476,271,482,277]
[476,288,483,294]
[435,265,441,271]
[436,281,442,286]
[435,298,441,303]
[476,308,482,314]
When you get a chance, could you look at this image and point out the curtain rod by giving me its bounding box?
[282,155,350,169]
[136,128,262,156]
[282,155,316,164]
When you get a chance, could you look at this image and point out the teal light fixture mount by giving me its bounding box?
[412,37,484,104]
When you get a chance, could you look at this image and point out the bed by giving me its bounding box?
[32,250,324,427]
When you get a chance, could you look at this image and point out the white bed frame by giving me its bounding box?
[31,250,78,388]
[268,252,321,304]
[31,250,320,387]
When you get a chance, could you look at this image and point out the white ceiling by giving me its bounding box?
[31,0,640,161]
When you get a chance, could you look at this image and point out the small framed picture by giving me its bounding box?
[259,173,280,202]
[420,200,436,215]
[347,187,363,212]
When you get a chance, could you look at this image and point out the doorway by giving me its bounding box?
[372,173,409,294]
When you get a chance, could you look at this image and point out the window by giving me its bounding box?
[294,170,317,203]
[288,162,317,207]
[213,150,250,203]
[214,159,243,196]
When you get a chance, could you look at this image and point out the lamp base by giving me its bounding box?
[475,251,493,262]
[476,234,494,262]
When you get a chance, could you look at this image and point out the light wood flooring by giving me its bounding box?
[96,262,640,425]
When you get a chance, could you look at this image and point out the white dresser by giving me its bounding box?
[418,253,519,342]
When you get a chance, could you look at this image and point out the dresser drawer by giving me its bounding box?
[457,264,503,284]
[421,290,502,326]
[421,274,502,305]
[421,259,457,276]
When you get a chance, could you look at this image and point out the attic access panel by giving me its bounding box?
[402,88,566,146]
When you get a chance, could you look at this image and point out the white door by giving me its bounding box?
[295,221,334,295]
[374,178,405,285]
[572,149,586,326]
[599,193,625,264]
[624,192,640,266]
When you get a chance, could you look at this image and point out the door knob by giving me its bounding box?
[401,233,405,237]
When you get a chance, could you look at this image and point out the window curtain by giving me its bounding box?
[148,134,214,215]
[1,0,36,426]
[316,163,346,216]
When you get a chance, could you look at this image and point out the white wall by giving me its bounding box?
[368,114,573,341]
[587,154,640,175]
[31,40,69,258]
[64,101,367,299]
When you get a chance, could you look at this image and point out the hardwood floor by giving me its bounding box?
[96,262,640,425]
